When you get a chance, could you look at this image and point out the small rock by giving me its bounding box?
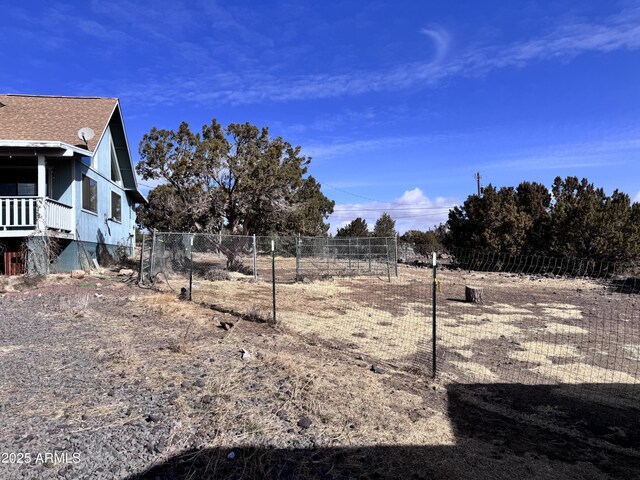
[146,413,161,423]
[371,365,385,374]
[194,378,206,388]
[297,417,312,429]
[118,268,134,276]
[276,409,288,420]
[302,277,311,284]
[71,270,85,279]
[220,321,234,331]
[240,348,251,361]
[180,380,190,389]
[201,395,213,404]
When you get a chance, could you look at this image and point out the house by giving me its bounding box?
[0,94,146,275]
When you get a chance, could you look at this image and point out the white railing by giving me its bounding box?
[43,198,74,232]
[0,196,39,229]
[0,197,73,233]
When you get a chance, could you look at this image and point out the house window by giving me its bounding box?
[0,169,37,196]
[111,191,122,222]
[82,174,97,213]
[110,140,122,184]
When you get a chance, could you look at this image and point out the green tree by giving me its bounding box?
[549,176,640,261]
[515,181,551,254]
[446,176,640,262]
[446,185,529,254]
[373,212,396,237]
[136,184,220,233]
[136,120,334,235]
[400,226,446,252]
[336,217,369,237]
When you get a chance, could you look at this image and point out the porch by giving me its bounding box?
[0,196,74,238]
[0,151,75,239]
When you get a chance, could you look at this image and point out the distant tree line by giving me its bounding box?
[335,213,397,238]
[337,176,640,263]
[446,176,640,262]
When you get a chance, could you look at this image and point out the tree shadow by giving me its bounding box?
[125,383,640,480]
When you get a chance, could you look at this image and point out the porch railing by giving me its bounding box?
[0,197,39,229]
[43,198,74,232]
[0,197,73,233]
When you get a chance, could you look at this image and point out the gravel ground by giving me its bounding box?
[1,281,177,479]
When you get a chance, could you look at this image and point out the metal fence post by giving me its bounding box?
[394,235,399,277]
[188,234,194,301]
[295,233,301,281]
[150,230,157,278]
[386,242,391,282]
[138,232,146,285]
[252,234,257,280]
[432,251,437,378]
[271,239,276,324]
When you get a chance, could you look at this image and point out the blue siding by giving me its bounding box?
[50,158,73,205]
[74,126,136,250]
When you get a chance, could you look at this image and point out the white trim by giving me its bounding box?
[0,140,92,157]
[109,136,123,185]
[81,173,98,214]
[37,154,46,198]
[71,156,77,239]
[111,101,146,200]
[81,208,98,217]
[110,190,122,223]
[91,102,119,161]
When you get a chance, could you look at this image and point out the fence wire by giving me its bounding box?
[141,232,640,412]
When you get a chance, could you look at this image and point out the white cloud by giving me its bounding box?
[330,188,457,234]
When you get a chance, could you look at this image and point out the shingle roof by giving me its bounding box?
[0,94,118,152]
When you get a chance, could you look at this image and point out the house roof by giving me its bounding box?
[0,94,118,152]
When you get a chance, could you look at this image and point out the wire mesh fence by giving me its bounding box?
[139,231,640,411]
[435,249,640,410]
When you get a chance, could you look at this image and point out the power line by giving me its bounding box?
[321,182,387,202]
[333,206,455,212]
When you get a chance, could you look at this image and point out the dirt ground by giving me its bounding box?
[0,267,639,479]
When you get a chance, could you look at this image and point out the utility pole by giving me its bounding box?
[474,171,482,196]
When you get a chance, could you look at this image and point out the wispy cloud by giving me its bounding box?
[330,188,457,234]
[304,132,463,159]
[476,135,640,172]
[85,7,640,106]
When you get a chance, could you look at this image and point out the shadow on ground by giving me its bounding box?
[126,383,640,480]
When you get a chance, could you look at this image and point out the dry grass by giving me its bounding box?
[3,272,638,480]
[534,363,639,384]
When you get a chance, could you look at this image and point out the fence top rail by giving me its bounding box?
[153,232,397,242]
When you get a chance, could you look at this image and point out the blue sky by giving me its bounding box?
[2,0,639,233]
